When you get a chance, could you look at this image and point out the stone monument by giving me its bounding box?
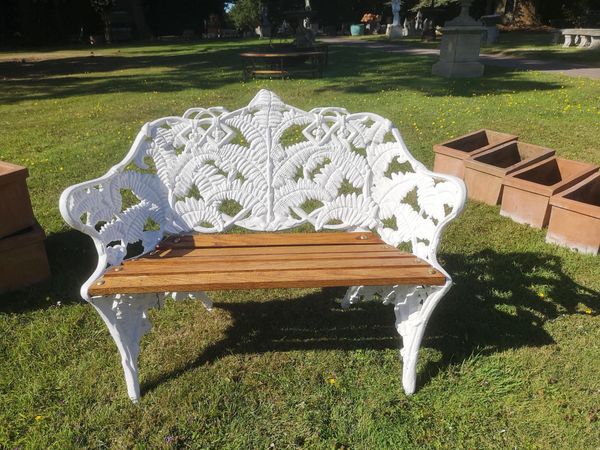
[256,2,271,38]
[386,0,403,39]
[432,0,485,78]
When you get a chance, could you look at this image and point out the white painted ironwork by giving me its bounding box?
[60,89,466,401]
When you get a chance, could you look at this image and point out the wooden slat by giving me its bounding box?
[89,266,445,296]
[159,232,382,249]
[88,232,446,297]
[152,243,397,259]
[106,255,428,277]
[126,251,411,266]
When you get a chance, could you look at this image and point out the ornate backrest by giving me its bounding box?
[60,90,465,298]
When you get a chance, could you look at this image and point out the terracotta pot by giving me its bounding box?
[464,141,555,205]
[0,161,35,239]
[433,129,517,179]
[546,173,600,254]
[0,222,50,293]
[501,157,599,228]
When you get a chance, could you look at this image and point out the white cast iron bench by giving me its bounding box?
[59,90,466,402]
[561,28,600,49]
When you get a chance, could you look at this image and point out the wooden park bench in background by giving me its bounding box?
[240,45,328,80]
[59,90,466,402]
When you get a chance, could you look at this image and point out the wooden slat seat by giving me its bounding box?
[89,232,445,296]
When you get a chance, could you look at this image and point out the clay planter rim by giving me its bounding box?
[502,157,599,197]
[433,128,518,159]
[549,172,600,219]
[464,141,555,178]
[0,161,28,187]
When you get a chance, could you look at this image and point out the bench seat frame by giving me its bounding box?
[60,90,466,402]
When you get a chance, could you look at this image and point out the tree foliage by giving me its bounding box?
[229,0,260,30]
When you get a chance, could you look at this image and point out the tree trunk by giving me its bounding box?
[102,10,111,43]
[124,0,153,39]
[514,0,539,26]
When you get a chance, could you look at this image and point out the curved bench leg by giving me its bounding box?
[393,284,448,395]
[91,294,160,402]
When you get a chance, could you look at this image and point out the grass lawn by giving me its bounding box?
[0,38,599,449]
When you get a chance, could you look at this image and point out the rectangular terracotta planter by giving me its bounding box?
[0,222,50,294]
[0,161,35,239]
[433,129,517,179]
[464,141,555,205]
[546,173,600,254]
[501,157,599,228]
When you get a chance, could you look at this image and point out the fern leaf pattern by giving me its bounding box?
[60,89,465,275]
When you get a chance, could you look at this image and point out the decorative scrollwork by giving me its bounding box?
[60,89,466,300]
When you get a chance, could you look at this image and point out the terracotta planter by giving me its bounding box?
[464,141,555,205]
[0,161,35,239]
[433,129,517,179]
[546,173,600,254]
[501,157,599,228]
[0,222,50,294]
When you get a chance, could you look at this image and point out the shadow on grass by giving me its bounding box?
[0,41,565,105]
[0,230,96,313]
[142,249,598,395]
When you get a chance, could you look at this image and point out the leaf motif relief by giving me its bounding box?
[378,227,408,247]
[416,177,447,222]
[372,172,421,219]
[203,179,265,213]
[314,194,378,230]
[313,163,345,196]
[304,150,368,189]
[118,172,166,211]
[366,142,409,176]
[224,115,267,149]
[105,244,126,266]
[273,179,334,213]
[273,141,319,186]
[392,204,435,242]
[71,183,121,227]
[217,144,267,185]
[174,197,225,231]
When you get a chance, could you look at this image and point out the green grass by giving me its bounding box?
[1,38,599,449]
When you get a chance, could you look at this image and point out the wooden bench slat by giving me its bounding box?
[107,255,427,277]
[160,231,383,249]
[153,243,397,258]
[125,250,408,265]
[89,232,445,296]
[90,266,445,295]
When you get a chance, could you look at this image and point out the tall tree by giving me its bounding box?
[90,0,115,42]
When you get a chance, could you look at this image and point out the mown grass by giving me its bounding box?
[0,38,599,449]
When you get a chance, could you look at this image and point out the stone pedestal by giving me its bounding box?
[386,24,403,38]
[432,26,485,78]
